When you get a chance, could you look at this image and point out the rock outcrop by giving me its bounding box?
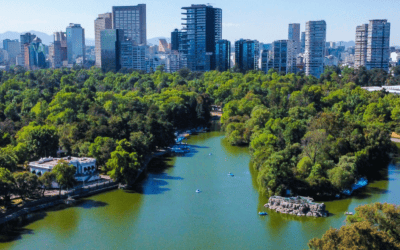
[264,196,328,217]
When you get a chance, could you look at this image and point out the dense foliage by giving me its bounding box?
[308,203,400,249]
[220,66,400,197]
[0,65,399,207]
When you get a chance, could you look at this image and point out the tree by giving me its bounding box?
[52,159,77,195]
[106,143,140,185]
[13,172,42,200]
[0,146,18,171]
[39,172,56,196]
[301,129,328,165]
[0,167,14,207]
[88,137,117,168]
[308,203,400,250]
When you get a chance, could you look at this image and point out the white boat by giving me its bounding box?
[345,212,353,215]
[196,189,201,193]
[227,172,234,176]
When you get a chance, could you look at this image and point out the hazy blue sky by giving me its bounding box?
[1,0,399,44]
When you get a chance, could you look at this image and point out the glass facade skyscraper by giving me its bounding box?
[66,23,85,64]
[366,20,390,71]
[100,29,124,72]
[235,39,259,72]
[181,4,222,71]
[305,20,326,78]
[112,4,146,45]
[95,13,112,67]
[215,39,231,71]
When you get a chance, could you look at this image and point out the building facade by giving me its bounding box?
[120,41,147,71]
[215,39,231,71]
[95,13,113,67]
[181,4,222,71]
[305,20,326,78]
[171,29,180,51]
[101,29,124,72]
[2,39,20,65]
[159,39,169,53]
[19,33,36,67]
[354,24,369,68]
[288,23,301,43]
[301,32,306,53]
[112,4,147,45]
[366,20,390,71]
[24,37,46,70]
[49,32,68,68]
[235,39,259,72]
[66,23,86,65]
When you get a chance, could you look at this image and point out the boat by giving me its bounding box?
[259,212,268,216]
[209,153,212,156]
[227,172,234,176]
[196,189,201,193]
[345,212,353,215]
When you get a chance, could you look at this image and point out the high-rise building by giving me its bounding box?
[268,40,288,73]
[20,33,36,67]
[288,23,301,43]
[181,4,222,71]
[25,37,46,70]
[287,40,300,74]
[166,51,187,73]
[95,13,112,67]
[215,39,231,71]
[2,39,20,64]
[49,32,68,68]
[120,41,146,71]
[171,29,180,51]
[159,39,169,52]
[354,24,368,68]
[366,20,390,71]
[305,20,326,78]
[101,29,124,72]
[301,32,306,53]
[112,4,146,45]
[235,39,259,72]
[66,23,85,64]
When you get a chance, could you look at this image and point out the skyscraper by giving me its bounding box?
[159,39,169,52]
[268,40,288,73]
[301,32,306,53]
[354,24,368,68]
[181,4,222,71]
[235,39,259,72]
[2,39,20,65]
[112,4,146,45]
[288,23,301,43]
[100,29,124,72]
[171,29,180,51]
[20,33,36,67]
[95,13,112,67]
[25,37,46,69]
[49,31,68,68]
[120,41,147,71]
[305,20,326,78]
[66,23,85,64]
[366,20,390,71]
[215,40,231,71]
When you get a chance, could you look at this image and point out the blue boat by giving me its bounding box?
[227,172,234,176]
[259,212,268,216]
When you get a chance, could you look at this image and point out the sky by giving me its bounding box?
[0,0,399,44]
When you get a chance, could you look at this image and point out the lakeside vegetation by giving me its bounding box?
[0,65,399,207]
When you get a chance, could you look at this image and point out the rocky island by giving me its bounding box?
[264,196,328,217]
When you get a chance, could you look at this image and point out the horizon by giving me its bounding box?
[0,0,399,45]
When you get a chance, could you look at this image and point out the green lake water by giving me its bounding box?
[1,131,399,250]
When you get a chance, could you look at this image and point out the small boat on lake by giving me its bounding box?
[259,212,268,216]
[345,212,353,215]
[196,189,201,193]
[227,172,234,176]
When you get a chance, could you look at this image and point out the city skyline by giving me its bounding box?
[1,0,399,45]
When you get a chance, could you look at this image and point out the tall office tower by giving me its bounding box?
[268,40,288,73]
[171,29,180,51]
[260,50,269,73]
[366,20,390,71]
[354,24,368,68]
[120,41,147,71]
[100,29,124,72]
[301,32,306,53]
[25,37,46,70]
[166,51,187,72]
[181,4,222,71]
[20,33,36,67]
[66,23,85,64]
[159,39,169,52]
[287,40,300,74]
[2,39,20,64]
[288,23,301,43]
[215,40,231,71]
[49,32,68,68]
[305,20,326,78]
[235,39,259,72]
[95,13,112,67]
[112,4,146,45]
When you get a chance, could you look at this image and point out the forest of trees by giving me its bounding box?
[0,65,400,208]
